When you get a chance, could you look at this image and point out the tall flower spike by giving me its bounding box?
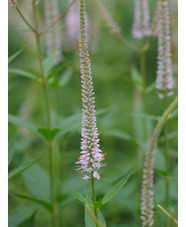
[132,0,151,39]
[45,0,63,64]
[66,0,89,50]
[156,1,174,99]
[76,0,105,181]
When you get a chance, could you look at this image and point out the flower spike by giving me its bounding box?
[76,0,105,180]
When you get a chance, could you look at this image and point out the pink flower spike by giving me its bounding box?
[76,0,105,180]
[156,1,174,99]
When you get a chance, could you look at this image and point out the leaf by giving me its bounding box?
[8,154,42,180]
[93,199,103,210]
[12,192,53,213]
[37,127,60,142]
[145,82,156,94]
[47,61,74,81]
[8,206,37,227]
[85,204,106,227]
[43,51,57,76]
[8,133,17,165]
[130,66,143,90]
[103,129,138,146]
[9,68,38,81]
[154,168,167,178]
[19,211,37,227]
[158,131,178,144]
[132,113,158,121]
[8,47,24,64]
[8,114,39,136]
[60,182,88,204]
[101,173,132,205]
[22,163,50,201]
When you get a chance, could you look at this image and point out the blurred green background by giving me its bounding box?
[8,0,178,226]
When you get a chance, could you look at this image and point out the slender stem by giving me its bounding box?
[39,0,77,35]
[12,0,37,34]
[115,32,141,54]
[91,172,98,227]
[32,3,56,227]
[163,95,169,208]
[140,40,147,141]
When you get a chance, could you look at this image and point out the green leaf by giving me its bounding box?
[43,51,57,76]
[154,168,168,178]
[8,154,42,180]
[103,129,138,146]
[93,199,103,210]
[132,113,158,121]
[19,211,37,227]
[60,182,88,204]
[47,61,74,81]
[8,133,17,165]
[8,114,43,138]
[85,204,106,227]
[12,192,53,213]
[22,163,50,201]
[37,127,60,142]
[158,131,178,143]
[8,47,24,64]
[101,173,132,205]
[9,68,38,81]
[8,206,37,227]
[145,82,156,94]
[130,66,143,89]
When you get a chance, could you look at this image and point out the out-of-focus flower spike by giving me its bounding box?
[76,0,105,180]
[151,2,161,36]
[45,0,63,64]
[95,0,121,34]
[156,1,174,99]
[132,0,151,39]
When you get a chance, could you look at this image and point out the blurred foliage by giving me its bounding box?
[8,0,178,226]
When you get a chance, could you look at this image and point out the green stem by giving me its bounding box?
[163,95,169,208]
[91,172,98,227]
[32,3,56,227]
[140,40,147,141]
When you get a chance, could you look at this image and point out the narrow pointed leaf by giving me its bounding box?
[12,192,53,213]
[8,154,42,180]
[60,182,88,204]
[9,68,38,81]
[47,61,74,81]
[8,47,24,64]
[101,173,132,205]
[8,114,39,135]
[8,134,17,165]
[85,204,106,227]
[43,51,57,76]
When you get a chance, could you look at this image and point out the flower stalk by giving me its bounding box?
[140,96,178,227]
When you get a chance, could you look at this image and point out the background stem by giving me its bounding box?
[32,3,56,227]
[140,40,147,141]
[163,95,169,208]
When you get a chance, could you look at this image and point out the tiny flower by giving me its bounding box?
[76,0,105,180]
[9,0,17,7]
[156,1,174,99]
[45,0,63,64]
[132,0,151,39]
